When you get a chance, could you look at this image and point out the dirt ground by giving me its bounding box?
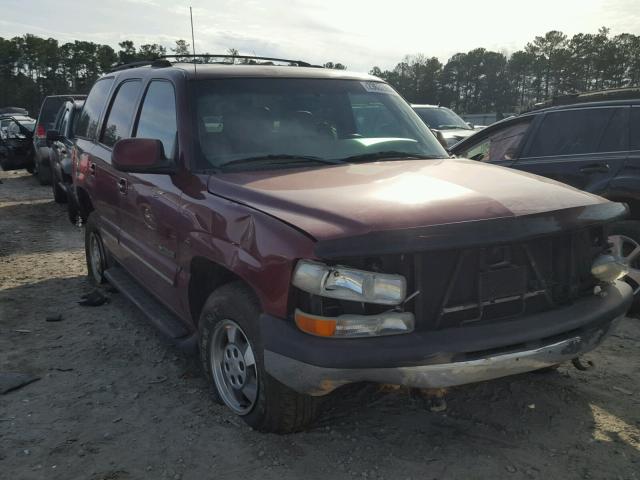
[1,169,639,480]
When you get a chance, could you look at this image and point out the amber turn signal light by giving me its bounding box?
[294,310,337,337]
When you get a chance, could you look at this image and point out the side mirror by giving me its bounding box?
[112,138,176,174]
[46,129,60,145]
[466,122,474,129]
[431,128,449,150]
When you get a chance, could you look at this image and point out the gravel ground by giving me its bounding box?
[1,169,639,480]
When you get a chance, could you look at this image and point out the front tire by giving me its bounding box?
[199,282,319,433]
[84,213,108,285]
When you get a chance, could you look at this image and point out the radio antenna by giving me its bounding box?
[189,6,197,75]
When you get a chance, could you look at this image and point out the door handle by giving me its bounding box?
[89,163,96,176]
[118,178,128,194]
[580,163,610,174]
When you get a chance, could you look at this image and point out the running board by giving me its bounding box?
[104,266,197,351]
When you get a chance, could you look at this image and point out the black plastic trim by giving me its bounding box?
[261,281,632,369]
[314,202,628,258]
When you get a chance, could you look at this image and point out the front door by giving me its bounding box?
[116,80,182,314]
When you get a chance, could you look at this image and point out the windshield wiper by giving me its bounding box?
[340,151,443,163]
[219,154,342,170]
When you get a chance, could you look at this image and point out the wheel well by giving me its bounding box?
[76,187,94,222]
[607,197,640,221]
[188,256,245,324]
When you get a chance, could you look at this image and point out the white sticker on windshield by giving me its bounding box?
[360,81,394,95]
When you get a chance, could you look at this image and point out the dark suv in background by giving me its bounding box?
[70,57,632,432]
[47,99,85,204]
[450,94,640,307]
[32,94,86,185]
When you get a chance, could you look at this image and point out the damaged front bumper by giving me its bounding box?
[263,281,632,396]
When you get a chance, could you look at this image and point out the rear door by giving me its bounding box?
[50,105,70,176]
[74,77,119,251]
[515,106,629,193]
[116,80,183,313]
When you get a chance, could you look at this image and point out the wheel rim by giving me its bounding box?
[210,319,258,415]
[89,232,105,283]
[609,234,640,295]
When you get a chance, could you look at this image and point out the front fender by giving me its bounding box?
[177,193,317,319]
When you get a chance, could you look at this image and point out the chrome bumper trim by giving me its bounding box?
[264,317,622,396]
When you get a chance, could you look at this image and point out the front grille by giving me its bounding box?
[411,226,606,330]
[295,226,607,331]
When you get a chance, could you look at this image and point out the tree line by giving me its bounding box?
[371,27,640,113]
[1,28,639,116]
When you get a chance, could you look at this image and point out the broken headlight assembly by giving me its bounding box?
[291,260,413,338]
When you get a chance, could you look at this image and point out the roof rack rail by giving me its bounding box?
[529,86,640,111]
[160,54,321,68]
[107,59,172,73]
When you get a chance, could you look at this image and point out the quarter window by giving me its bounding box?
[460,120,531,162]
[76,78,114,140]
[101,80,142,148]
[134,81,178,159]
[59,109,71,137]
[526,108,627,158]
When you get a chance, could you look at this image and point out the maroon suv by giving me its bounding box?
[70,57,632,432]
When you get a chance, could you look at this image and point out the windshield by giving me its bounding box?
[413,107,470,130]
[194,78,447,170]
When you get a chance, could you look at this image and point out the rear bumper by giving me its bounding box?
[263,281,632,396]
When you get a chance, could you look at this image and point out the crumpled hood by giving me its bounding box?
[207,159,607,241]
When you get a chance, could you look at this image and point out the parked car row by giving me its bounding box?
[2,58,637,433]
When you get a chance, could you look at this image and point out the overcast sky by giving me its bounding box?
[2,0,640,71]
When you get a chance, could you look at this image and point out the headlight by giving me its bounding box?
[591,254,628,282]
[292,260,406,305]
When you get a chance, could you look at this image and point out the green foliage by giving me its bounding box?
[371,27,640,113]
[0,35,172,115]
[2,28,639,116]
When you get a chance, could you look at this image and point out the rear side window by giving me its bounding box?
[38,98,66,130]
[76,78,114,140]
[526,108,627,157]
[631,108,640,151]
[100,80,142,148]
[134,81,177,158]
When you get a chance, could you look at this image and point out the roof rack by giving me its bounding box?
[107,59,172,73]
[106,54,322,74]
[160,54,320,67]
[529,87,640,111]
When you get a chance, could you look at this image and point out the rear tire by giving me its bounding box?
[609,220,640,314]
[51,169,67,203]
[84,213,108,285]
[199,282,319,433]
[35,148,51,185]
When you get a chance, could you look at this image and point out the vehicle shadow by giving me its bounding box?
[316,333,640,478]
[0,198,81,257]
[2,275,638,480]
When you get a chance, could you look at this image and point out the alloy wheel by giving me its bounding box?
[210,319,258,415]
[609,234,640,295]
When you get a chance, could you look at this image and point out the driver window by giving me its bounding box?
[461,120,531,162]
